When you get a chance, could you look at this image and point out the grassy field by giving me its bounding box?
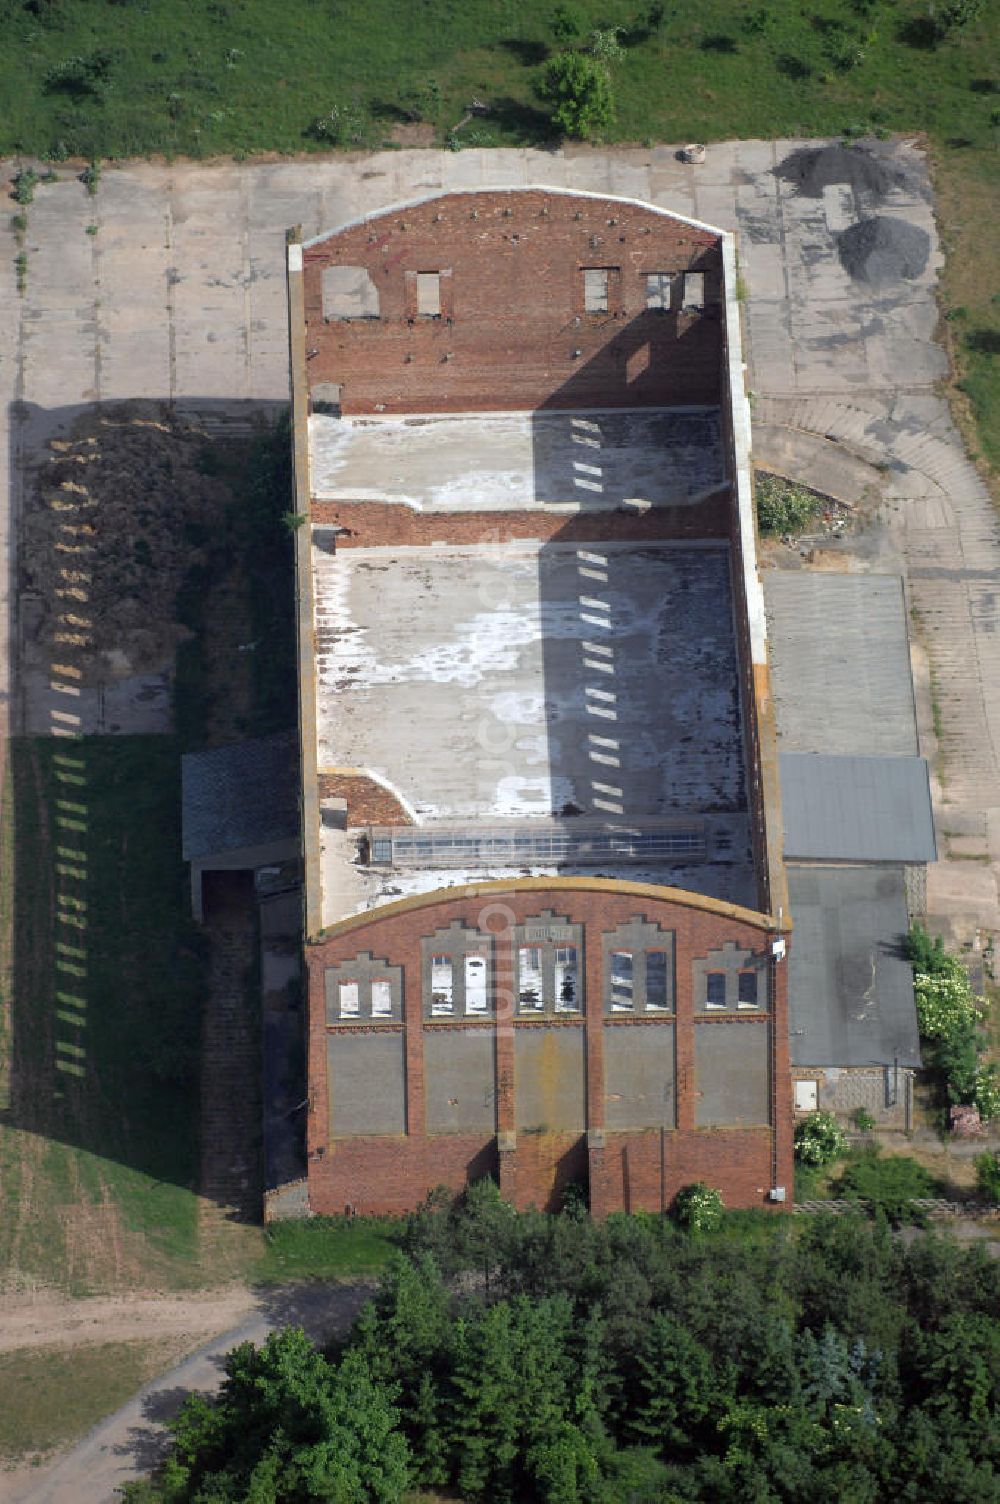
[0,1337,192,1461]
[0,736,207,1292]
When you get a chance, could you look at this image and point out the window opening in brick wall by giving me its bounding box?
[682,272,705,311]
[371,836,392,863]
[519,947,544,1010]
[339,980,360,1018]
[645,950,670,1010]
[584,267,610,313]
[417,271,441,317]
[465,953,488,1015]
[706,971,726,1009]
[645,273,672,311]
[321,265,380,320]
[610,950,634,1011]
[554,946,580,1012]
[431,955,454,1014]
[738,971,759,1008]
[371,979,393,1017]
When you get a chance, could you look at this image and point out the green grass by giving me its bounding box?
[0,736,206,1292]
[256,1216,401,1282]
[0,0,994,161]
[0,1339,186,1460]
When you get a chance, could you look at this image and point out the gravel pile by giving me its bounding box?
[775,143,903,201]
[836,216,930,286]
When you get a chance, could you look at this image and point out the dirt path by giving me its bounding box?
[2,1282,372,1504]
[0,1286,258,1356]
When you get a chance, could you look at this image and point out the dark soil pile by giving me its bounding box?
[21,406,224,681]
[837,216,930,286]
[775,144,904,201]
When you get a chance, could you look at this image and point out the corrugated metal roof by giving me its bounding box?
[781,751,936,863]
[763,573,918,756]
[182,731,299,861]
[787,865,920,1068]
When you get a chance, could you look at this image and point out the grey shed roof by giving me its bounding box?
[763,573,918,756]
[787,865,920,1069]
[781,752,936,863]
[182,731,299,861]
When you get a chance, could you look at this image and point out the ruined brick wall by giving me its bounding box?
[312,493,732,547]
[303,191,722,414]
[317,772,414,825]
[305,883,793,1216]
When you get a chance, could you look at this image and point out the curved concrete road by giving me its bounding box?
[5,1283,373,1504]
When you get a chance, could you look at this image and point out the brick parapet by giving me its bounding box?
[302,190,722,415]
[310,494,732,545]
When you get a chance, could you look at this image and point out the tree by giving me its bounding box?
[123,1327,410,1503]
[540,53,614,139]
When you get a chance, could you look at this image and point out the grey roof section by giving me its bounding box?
[781,752,936,863]
[182,731,299,861]
[763,573,918,756]
[787,865,920,1068]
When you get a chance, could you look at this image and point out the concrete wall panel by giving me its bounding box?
[327,1032,405,1137]
[694,1021,769,1127]
[604,1023,675,1129]
[425,1028,496,1134]
[515,1026,586,1133]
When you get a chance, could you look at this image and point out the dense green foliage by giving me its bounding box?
[794,1110,848,1167]
[907,924,998,1122]
[975,1150,1000,1203]
[754,472,821,536]
[540,51,614,139]
[671,1180,723,1233]
[129,1186,1000,1503]
[833,1149,935,1225]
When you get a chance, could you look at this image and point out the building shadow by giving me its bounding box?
[2,397,302,1218]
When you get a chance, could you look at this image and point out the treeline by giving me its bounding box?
[126,1184,1000,1503]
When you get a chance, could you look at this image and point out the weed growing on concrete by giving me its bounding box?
[754,472,820,535]
[14,250,27,292]
[85,222,98,235]
[80,159,101,195]
[11,167,38,205]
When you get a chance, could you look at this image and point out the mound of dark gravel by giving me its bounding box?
[837,216,930,286]
[775,144,903,201]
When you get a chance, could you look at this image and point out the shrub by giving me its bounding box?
[672,1181,723,1233]
[935,0,985,36]
[974,1149,1000,1202]
[309,102,365,145]
[550,3,584,42]
[834,1150,934,1225]
[11,167,38,205]
[539,52,614,139]
[754,472,820,535]
[590,26,625,63]
[80,160,101,195]
[794,1110,847,1167]
[973,1063,1000,1123]
[906,921,948,974]
[853,1107,876,1132]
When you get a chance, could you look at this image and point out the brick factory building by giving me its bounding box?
[285,187,793,1217]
